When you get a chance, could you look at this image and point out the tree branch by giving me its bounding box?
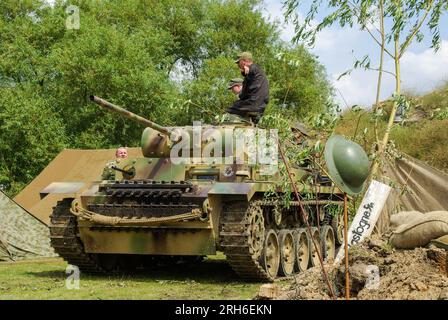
[399,0,434,58]
[366,67,396,78]
[345,0,395,58]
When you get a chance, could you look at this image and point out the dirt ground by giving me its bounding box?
[276,235,448,300]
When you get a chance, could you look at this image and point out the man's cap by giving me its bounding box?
[227,78,243,89]
[234,51,253,63]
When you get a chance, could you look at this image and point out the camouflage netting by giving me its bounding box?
[0,190,56,261]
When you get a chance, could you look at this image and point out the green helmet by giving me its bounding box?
[324,135,370,196]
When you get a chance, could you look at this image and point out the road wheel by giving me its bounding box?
[261,229,280,279]
[308,227,322,268]
[278,230,295,276]
[294,228,310,272]
[332,213,344,246]
[320,225,336,263]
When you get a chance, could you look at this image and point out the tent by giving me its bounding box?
[0,190,56,261]
[2,147,141,261]
[14,148,142,225]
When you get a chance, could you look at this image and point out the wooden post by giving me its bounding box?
[344,193,350,300]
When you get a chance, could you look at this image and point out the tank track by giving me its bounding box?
[220,201,273,281]
[219,199,342,282]
[49,198,104,273]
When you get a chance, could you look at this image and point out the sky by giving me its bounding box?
[262,0,448,108]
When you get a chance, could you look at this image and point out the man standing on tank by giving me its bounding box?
[227,52,269,123]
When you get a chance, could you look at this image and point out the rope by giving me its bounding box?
[70,200,202,226]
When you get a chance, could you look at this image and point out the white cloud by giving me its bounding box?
[401,40,448,93]
[262,0,298,42]
[333,40,448,108]
[313,26,361,52]
[263,1,448,108]
[332,69,396,109]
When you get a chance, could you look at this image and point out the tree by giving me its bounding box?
[0,0,335,195]
[284,0,448,176]
[0,85,67,196]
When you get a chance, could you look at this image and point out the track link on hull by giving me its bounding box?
[49,199,104,273]
[220,201,274,282]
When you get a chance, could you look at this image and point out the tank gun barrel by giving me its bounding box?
[89,95,172,137]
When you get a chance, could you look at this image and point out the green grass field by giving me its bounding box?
[0,254,263,300]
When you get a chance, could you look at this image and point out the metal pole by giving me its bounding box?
[277,140,336,299]
[344,193,350,300]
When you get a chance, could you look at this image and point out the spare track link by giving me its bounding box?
[49,198,104,273]
[219,201,273,282]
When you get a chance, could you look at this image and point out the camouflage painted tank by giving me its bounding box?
[48,96,345,281]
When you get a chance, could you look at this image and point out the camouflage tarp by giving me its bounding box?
[376,153,448,234]
[0,190,56,261]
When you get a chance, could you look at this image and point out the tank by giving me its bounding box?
[48,96,345,281]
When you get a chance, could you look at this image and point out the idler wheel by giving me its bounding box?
[278,230,296,277]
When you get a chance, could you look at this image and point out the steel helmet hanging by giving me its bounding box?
[324,135,370,196]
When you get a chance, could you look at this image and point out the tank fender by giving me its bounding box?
[40,182,85,199]
[208,182,256,201]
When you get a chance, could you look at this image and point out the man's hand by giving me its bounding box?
[243,65,250,75]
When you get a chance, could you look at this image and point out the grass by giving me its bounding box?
[0,254,262,300]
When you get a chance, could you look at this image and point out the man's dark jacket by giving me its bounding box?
[227,63,269,116]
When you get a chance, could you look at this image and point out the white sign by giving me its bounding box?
[334,180,391,264]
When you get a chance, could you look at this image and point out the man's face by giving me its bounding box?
[231,84,242,95]
[116,148,128,159]
[237,59,246,71]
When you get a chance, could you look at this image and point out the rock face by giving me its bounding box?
[257,284,280,300]
[275,235,448,300]
[439,289,448,300]
[427,247,447,275]
[368,238,384,250]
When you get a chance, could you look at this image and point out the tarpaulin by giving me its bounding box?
[376,154,448,233]
[0,190,56,261]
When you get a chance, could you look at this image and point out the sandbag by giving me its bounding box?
[390,211,448,249]
[430,235,448,250]
[390,211,422,230]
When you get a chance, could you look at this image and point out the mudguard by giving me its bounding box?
[40,182,85,199]
[208,182,256,201]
